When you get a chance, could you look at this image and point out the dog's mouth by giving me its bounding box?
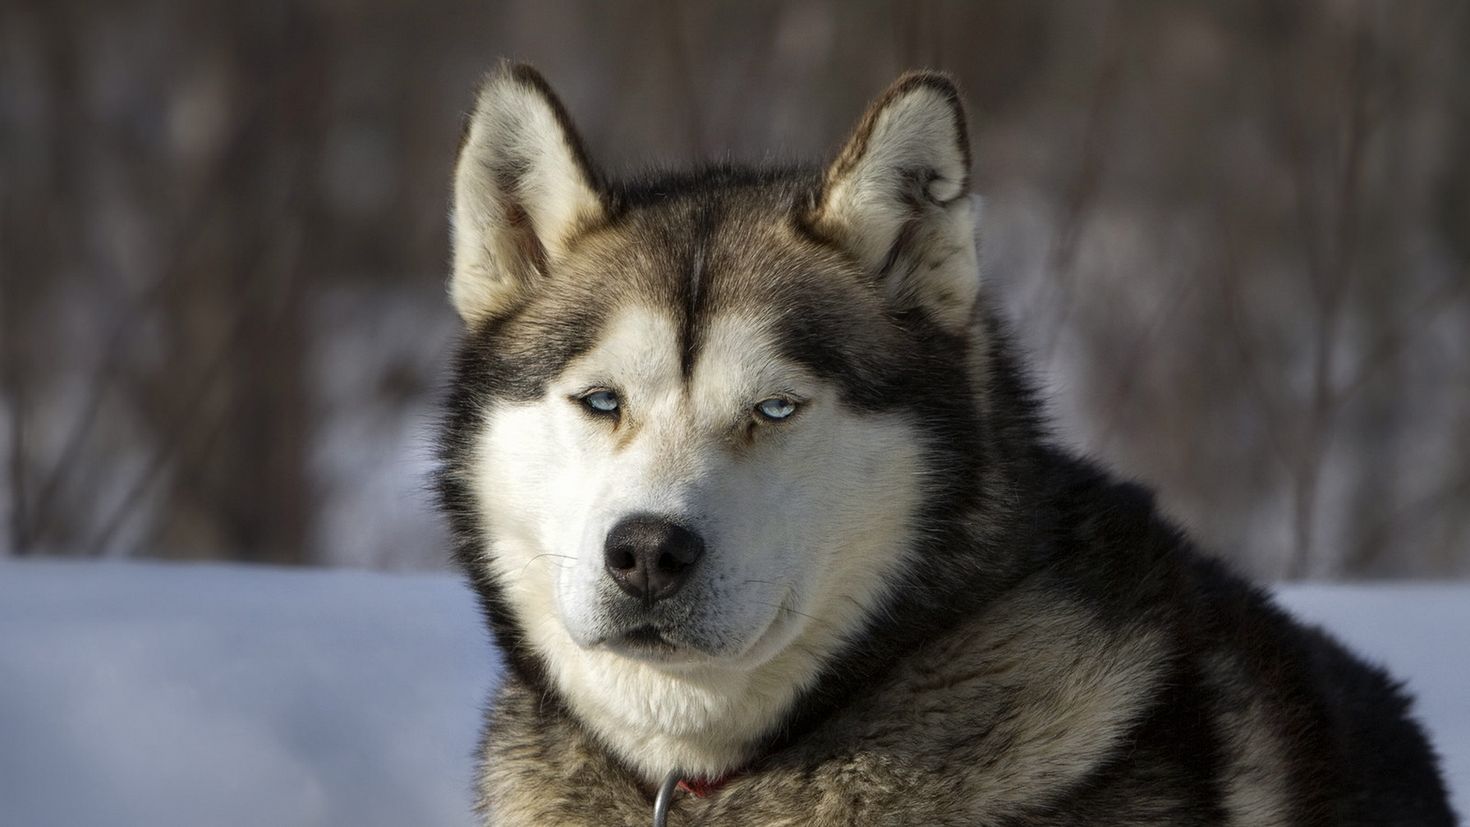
[619,624,674,648]
[601,624,690,662]
[573,584,802,667]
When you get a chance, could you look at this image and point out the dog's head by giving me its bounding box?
[440,64,985,777]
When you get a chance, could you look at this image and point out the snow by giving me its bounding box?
[0,561,1464,825]
[0,562,498,827]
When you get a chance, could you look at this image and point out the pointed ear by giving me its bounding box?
[806,71,980,331]
[450,63,604,325]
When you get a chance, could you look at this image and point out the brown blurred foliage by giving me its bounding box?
[2,0,1467,577]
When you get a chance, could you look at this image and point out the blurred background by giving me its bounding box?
[2,0,1466,579]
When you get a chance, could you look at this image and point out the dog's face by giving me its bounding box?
[441,64,982,778]
[475,210,927,671]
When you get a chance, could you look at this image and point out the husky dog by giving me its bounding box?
[436,63,1454,826]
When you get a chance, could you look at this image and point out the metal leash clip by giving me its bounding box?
[652,770,680,827]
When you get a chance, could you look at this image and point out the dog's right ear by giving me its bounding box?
[450,63,604,325]
[806,72,978,332]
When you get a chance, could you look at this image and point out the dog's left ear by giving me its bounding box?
[807,71,979,331]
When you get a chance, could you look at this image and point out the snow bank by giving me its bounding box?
[0,561,1463,825]
[0,562,497,827]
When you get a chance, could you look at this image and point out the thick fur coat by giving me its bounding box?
[436,64,1455,825]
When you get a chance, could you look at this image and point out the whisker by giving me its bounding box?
[518,552,576,575]
[746,599,845,634]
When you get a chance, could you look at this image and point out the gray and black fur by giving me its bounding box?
[435,64,1455,825]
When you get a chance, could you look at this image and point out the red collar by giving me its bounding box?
[651,769,743,825]
[675,771,740,798]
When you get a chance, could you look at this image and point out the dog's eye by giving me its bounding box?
[754,397,798,422]
[579,389,620,416]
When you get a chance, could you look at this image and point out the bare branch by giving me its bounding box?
[23,92,273,547]
[1329,272,1470,408]
[1030,4,1122,363]
[86,221,305,556]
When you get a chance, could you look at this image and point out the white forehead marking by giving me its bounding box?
[559,305,809,420]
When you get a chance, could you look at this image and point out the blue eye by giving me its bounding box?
[755,397,798,421]
[581,390,620,415]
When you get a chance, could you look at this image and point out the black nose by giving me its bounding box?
[603,516,705,604]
